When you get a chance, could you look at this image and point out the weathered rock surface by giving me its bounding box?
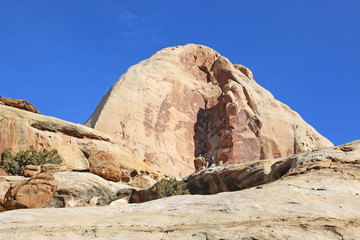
[0,141,359,239]
[1,173,58,210]
[0,96,40,114]
[49,172,133,208]
[23,165,41,177]
[88,150,122,182]
[85,44,333,177]
[0,104,161,184]
[186,140,360,195]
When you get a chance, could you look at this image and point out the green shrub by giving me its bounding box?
[0,146,62,175]
[152,177,190,198]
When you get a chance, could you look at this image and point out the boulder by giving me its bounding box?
[23,165,41,177]
[49,172,133,208]
[88,150,122,182]
[1,173,58,210]
[85,44,333,177]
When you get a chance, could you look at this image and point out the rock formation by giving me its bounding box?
[0,104,161,184]
[0,140,358,239]
[88,150,122,182]
[0,96,40,114]
[49,172,132,208]
[85,44,333,177]
[1,173,58,210]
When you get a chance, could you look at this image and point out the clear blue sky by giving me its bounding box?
[1,0,359,146]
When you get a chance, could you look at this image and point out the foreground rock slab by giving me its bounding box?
[0,141,359,239]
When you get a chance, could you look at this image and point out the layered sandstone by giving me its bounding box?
[85,44,333,177]
[0,104,161,184]
[0,141,359,239]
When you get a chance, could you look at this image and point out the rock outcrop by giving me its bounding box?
[0,140,358,239]
[0,96,40,114]
[85,44,333,177]
[0,104,161,184]
[88,150,122,182]
[1,173,58,210]
[186,140,360,195]
[49,172,132,208]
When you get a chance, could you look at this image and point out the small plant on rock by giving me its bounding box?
[152,177,190,198]
[0,146,62,175]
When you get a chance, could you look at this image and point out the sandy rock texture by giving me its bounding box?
[0,104,161,184]
[0,141,358,239]
[85,44,333,177]
[49,172,133,208]
[1,173,58,210]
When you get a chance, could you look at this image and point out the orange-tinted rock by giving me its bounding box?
[85,44,333,177]
[0,96,40,114]
[0,104,161,185]
[194,156,206,172]
[23,165,41,177]
[2,173,58,210]
[88,150,122,182]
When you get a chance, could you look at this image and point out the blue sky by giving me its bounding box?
[0,0,359,146]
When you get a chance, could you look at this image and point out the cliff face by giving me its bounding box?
[85,44,333,177]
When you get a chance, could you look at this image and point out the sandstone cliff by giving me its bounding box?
[85,44,333,177]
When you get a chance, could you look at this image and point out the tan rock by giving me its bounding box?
[0,176,26,203]
[1,173,58,210]
[186,140,360,195]
[23,165,41,177]
[193,156,205,172]
[0,141,359,239]
[85,44,333,177]
[40,163,67,173]
[88,150,122,182]
[49,172,132,208]
[0,104,161,185]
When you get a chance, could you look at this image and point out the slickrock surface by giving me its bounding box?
[85,44,333,177]
[0,104,161,184]
[0,141,358,239]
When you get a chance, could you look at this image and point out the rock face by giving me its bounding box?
[1,173,58,210]
[0,104,161,183]
[186,140,360,195]
[0,141,358,239]
[85,44,333,177]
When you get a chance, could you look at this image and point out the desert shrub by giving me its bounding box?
[0,146,62,175]
[152,177,190,198]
